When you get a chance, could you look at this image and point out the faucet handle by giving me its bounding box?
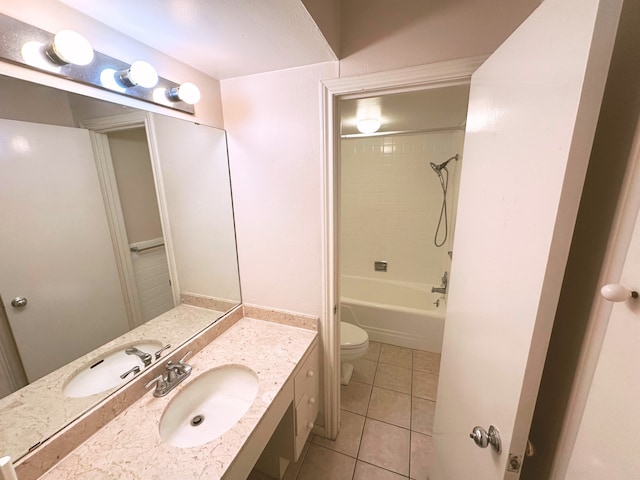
[154,344,171,360]
[145,375,167,391]
[120,365,141,380]
[178,351,192,365]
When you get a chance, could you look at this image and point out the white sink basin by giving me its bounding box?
[159,365,259,448]
[63,341,162,398]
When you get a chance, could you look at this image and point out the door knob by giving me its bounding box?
[469,425,501,454]
[600,283,638,302]
[11,297,27,308]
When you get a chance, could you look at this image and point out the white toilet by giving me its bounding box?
[340,322,369,385]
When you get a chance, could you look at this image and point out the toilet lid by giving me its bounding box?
[341,322,368,347]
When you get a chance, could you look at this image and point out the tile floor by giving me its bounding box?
[252,341,441,480]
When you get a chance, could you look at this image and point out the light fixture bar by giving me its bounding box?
[0,13,196,114]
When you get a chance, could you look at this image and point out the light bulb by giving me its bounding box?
[46,30,94,66]
[167,82,201,105]
[357,118,381,134]
[117,61,158,88]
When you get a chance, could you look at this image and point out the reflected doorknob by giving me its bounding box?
[11,297,27,308]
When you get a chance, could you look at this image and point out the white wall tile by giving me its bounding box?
[340,132,464,286]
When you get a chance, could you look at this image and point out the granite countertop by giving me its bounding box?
[0,305,225,462]
[38,317,318,479]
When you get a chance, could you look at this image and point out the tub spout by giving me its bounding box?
[431,286,447,294]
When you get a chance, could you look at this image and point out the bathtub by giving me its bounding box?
[340,275,444,352]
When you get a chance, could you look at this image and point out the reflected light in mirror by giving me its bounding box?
[100,68,126,92]
[21,41,60,73]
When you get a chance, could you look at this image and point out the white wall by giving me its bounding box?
[339,0,541,76]
[0,0,223,127]
[221,62,339,316]
[340,132,464,286]
[220,3,536,318]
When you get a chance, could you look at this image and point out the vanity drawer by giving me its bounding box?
[295,376,320,438]
[294,344,319,405]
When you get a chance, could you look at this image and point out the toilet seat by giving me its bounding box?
[341,322,368,349]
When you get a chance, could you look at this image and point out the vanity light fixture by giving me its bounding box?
[0,13,198,114]
[116,60,159,88]
[166,82,202,105]
[44,30,94,66]
[357,118,382,134]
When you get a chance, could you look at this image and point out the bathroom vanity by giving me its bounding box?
[20,306,319,479]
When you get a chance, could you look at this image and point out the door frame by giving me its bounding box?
[81,113,181,325]
[319,56,486,439]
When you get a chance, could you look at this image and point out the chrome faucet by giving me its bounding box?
[145,351,192,397]
[431,271,448,295]
[125,347,153,367]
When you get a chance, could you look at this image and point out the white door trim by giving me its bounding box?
[81,113,181,311]
[319,56,486,439]
[87,130,143,329]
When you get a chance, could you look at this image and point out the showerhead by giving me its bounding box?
[430,154,459,174]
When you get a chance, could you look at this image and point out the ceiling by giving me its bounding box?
[340,85,470,136]
[57,0,337,80]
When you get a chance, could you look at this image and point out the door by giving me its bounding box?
[563,145,640,478]
[431,0,623,478]
[0,119,130,382]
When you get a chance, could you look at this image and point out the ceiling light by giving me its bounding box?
[45,30,94,66]
[117,61,159,88]
[166,82,201,105]
[357,118,381,134]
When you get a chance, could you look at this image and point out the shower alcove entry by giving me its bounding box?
[339,85,469,353]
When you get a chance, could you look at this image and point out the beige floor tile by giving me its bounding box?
[412,370,438,401]
[312,410,365,457]
[374,363,412,394]
[362,341,382,361]
[411,397,436,436]
[367,387,411,429]
[358,418,411,476]
[297,444,356,480]
[412,350,441,375]
[410,432,434,480]
[354,461,409,479]
[341,380,372,415]
[380,344,413,369]
[351,358,377,384]
[283,441,310,480]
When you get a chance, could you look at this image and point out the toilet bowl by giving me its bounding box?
[340,322,369,385]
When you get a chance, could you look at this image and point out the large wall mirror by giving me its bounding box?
[0,74,241,460]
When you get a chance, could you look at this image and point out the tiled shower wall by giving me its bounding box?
[340,131,464,287]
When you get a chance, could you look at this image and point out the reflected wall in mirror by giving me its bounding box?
[0,74,241,460]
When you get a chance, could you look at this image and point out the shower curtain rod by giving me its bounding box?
[341,126,465,139]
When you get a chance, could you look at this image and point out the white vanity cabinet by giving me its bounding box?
[293,343,319,459]
[254,342,320,479]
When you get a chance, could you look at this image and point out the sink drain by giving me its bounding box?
[190,414,205,427]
